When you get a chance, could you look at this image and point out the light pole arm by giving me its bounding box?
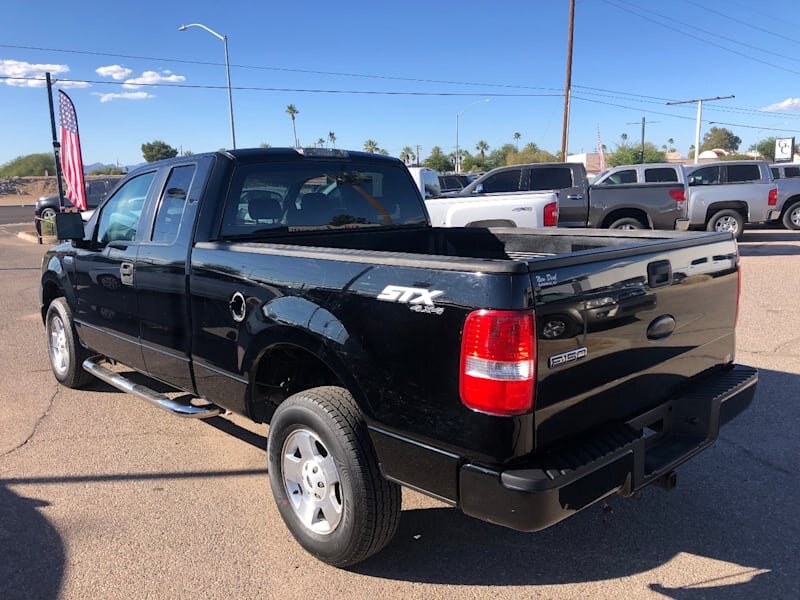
[179,23,224,41]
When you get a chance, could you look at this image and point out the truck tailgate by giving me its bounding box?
[529,236,739,450]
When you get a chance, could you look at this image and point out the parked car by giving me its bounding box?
[34,176,122,221]
[408,166,559,228]
[438,173,472,193]
[453,162,688,230]
[43,147,755,567]
[684,161,776,238]
[769,164,800,230]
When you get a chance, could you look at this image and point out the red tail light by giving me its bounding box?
[669,188,686,203]
[459,310,536,416]
[543,201,559,227]
[768,188,778,206]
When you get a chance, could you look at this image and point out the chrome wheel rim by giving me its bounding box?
[281,428,343,535]
[49,315,69,377]
[714,216,739,234]
[41,208,56,221]
[616,223,638,230]
[791,206,800,227]
[542,320,567,339]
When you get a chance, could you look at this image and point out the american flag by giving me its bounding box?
[58,90,87,211]
[596,126,606,172]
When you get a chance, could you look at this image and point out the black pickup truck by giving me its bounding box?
[41,148,756,567]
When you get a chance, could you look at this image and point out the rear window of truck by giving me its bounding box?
[726,164,761,183]
[220,160,427,236]
[644,167,679,183]
[528,167,573,191]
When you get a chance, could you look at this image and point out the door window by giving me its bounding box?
[644,168,679,183]
[528,167,573,191]
[726,164,761,183]
[95,172,156,244]
[785,167,800,178]
[152,165,195,243]
[481,169,522,193]
[688,166,721,186]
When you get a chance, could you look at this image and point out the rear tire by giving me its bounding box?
[267,386,401,567]
[45,298,92,388]
[608,217,646,230]
[782,202,800,230]
[706,209,744,239]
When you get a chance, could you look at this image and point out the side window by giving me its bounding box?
[423,170,441,198]
[598,169,637,185]
[689,166,721,186]
[528,167,573,191]
[95,172,156,244]
[481,169,522,193]
[785,167,800,178]
[644,168,679,183]
[726,164,761,183]
[152,165,195,243]
[771,167,780,179]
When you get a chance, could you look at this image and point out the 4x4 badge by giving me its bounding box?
[549,347,588,369]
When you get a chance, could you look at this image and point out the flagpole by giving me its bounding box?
[45,72,66,214]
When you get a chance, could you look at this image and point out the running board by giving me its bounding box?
[82,357,222,419]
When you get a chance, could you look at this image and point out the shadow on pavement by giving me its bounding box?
[0,484,64,599]
[739,228,800,256]
[354,367,799,597]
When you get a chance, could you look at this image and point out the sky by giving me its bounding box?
[3,0,800,167]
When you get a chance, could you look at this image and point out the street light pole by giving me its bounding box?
[456,98,490,173]
[179,23,237,149]
[665,95,734,164]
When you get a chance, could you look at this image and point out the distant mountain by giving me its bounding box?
[84,162,117,174]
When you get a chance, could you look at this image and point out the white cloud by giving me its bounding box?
[0,59,70,87]
[93,91,155,103]
[96,64,133,80]
[123,70,185,89]
[761,98,800,113]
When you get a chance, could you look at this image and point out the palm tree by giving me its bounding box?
[328,131,336,148]
[476,140,489,160]
[399,146,416,165]
[620,133,628,143]
[363,139,379,154]
[285,104,299,148]
[316,137,326,148]
[667,138,675,152]
[513,132,521,151]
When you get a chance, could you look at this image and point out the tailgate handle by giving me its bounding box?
[647,260,672,288]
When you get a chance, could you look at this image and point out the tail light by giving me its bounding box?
[543,201,559,227]
[768,188,778,206]
[668,188,686,204]
[459,309,536,416]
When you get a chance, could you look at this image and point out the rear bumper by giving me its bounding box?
[768,209,781,221]
[459,364,757,532]
[674,218,690,231]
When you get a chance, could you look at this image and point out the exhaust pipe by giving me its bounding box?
[654,470,677,491]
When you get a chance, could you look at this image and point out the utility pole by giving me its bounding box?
[560,0,576,162]
[665,95,734,163]
[415,145,421,167]
[626,117,659,163]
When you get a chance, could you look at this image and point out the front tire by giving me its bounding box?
[707,209,744,239]
[782,202,800,230]
[267,386,401,567]
[45,298,92,388]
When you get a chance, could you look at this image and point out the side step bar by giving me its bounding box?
[83,357,222,419]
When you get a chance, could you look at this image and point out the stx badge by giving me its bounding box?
[377,285,444,307]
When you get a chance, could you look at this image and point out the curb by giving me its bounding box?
[17,231,54,244]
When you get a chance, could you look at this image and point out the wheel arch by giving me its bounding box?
[705,201,748,225]
[601,207,652,229]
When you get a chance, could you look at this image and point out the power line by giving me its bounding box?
[598,0,800,78]
[0,75,563,97]
[679,0,800,46]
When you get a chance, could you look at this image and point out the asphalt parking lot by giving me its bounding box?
[0,223,797,599]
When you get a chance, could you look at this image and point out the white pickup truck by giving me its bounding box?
[406,167,558,228]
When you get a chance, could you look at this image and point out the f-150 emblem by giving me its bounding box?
[549,347,588,369]
[377,285,444,306]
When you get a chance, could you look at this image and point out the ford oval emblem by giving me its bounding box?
[647,315,676,340]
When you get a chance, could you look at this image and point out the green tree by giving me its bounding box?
[328,131,336,148]
[363,139,380,153]
[0,153,55,176]
[620,133,628,143]
[749,137,777,161]
[485,143,516,169]
[286,104,299,148]
[667,138,675,152]
[88,166,125,175]
[607,142,666,166]
[141,140,178,163]
[507,143,558,164]
[513,132,521,151]
[316,137,326,148]
[700,127,741,152]
[422,146,454,172]
[399,146,416,164]
[259,142,271,148]
[475,140,490,160]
